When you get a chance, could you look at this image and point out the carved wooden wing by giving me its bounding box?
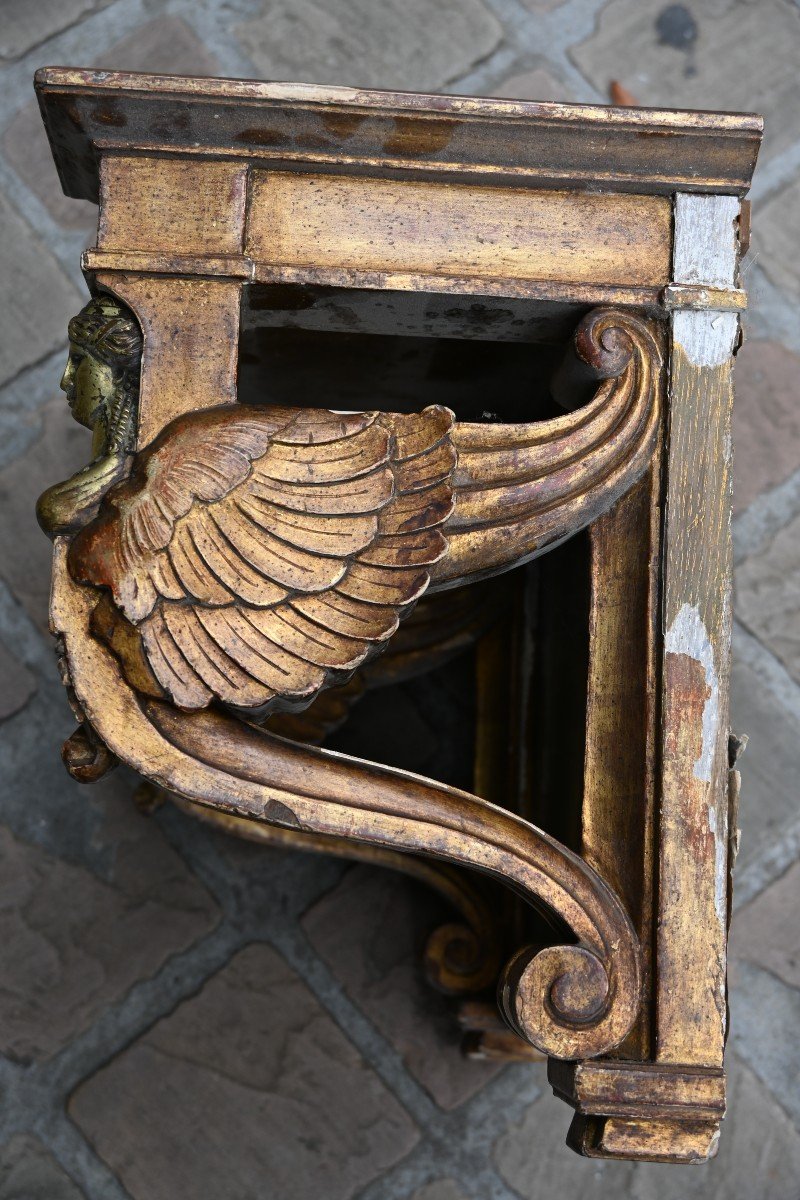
[69,403,456,713]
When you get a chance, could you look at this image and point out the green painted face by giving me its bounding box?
[60,342,115,453]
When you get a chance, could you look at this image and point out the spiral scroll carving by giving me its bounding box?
[501,943,637,1060]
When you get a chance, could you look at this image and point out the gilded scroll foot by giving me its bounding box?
[424,921,501,996]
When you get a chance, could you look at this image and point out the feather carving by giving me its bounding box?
[67,310,659,717]
[69,403,457,713]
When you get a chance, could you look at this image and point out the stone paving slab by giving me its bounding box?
[0,813,218,1063]
[412,1180,470,1200]
[731,861,800,991]
[69,943,420,1200]
[3,17,219,234]
[728,643,800,892]
[0,0,103,62]
[0,640,35,721]
[3,97,98,233]
[302,865,502,1110]
[234,0,502,92]
[495,1053,800,1200]
[733,339,800,514]
[0,191,81,389]
[736,511,800,683]
[734,338,800,511]
[493,1062,635,1197]
[0,398,90,634]
[627,1053,800,1200]
[520,0,569,12]
[0,1134,84,1200]
[492,65,575,102]
[571,0,800,163]
[729,962,800,1132]
[758,175,800,304]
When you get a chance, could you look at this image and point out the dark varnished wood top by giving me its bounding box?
[36,67,762,202]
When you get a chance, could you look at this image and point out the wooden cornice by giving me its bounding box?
[36,67,762,202]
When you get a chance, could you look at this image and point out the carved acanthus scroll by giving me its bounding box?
[41,301,660,1061]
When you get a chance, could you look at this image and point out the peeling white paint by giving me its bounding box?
[707,804,729,940]
[673,309,739,368]
[672,194,740,288]
[672,193,741,368]
[665,602,719,783]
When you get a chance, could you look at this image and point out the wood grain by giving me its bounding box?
[657,333,735,1066]
[99,156,248,256]
[246,172,672,286]
[655,194,741,1069]
[93,272,242,448]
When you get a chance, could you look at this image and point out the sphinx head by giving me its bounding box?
[61,294,142,457]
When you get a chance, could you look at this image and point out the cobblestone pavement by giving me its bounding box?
[1,1,799,1197]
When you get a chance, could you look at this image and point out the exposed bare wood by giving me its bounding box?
[657,327,736,1065]
[656,194,741,1071]
[661,284,746,311]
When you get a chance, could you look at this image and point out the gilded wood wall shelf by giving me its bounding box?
[34,67,762,1165]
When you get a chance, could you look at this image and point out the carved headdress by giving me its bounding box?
[68,293,142,370]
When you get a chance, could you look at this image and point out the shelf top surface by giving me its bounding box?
[35,66,763,200]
